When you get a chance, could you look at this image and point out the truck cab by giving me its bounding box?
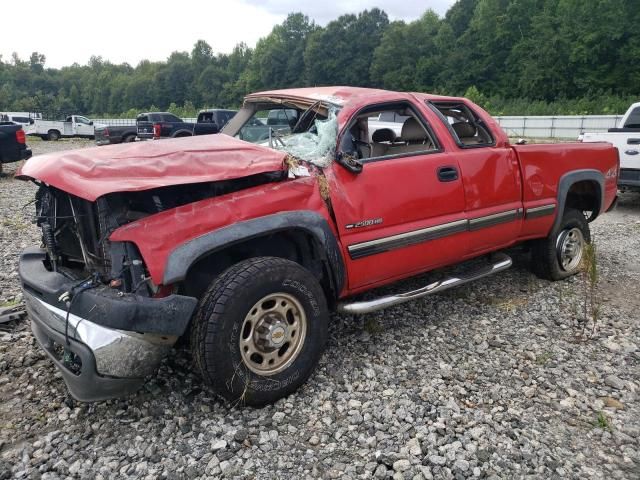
[66,115,95,137]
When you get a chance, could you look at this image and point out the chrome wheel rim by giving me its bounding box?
[239,292,307,376]
[557,227,585,272]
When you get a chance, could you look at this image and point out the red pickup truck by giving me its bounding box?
[17,87,618,405]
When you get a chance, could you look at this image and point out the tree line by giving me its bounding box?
[0,0,637,117]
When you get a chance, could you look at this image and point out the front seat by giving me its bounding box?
[399,118,430,152]
[370,128,396,157]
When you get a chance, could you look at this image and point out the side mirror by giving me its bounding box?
[89,121,94,126]
[336,151,363,174]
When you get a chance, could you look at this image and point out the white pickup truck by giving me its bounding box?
[28,115,104,141]
[582,102,640,192]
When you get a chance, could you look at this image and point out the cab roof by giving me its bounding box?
[246,86,466,109]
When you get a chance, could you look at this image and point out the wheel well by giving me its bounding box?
[173,131,192,137]
[565,180,601,221]
[181,229,337,305]
[48,129,60,135]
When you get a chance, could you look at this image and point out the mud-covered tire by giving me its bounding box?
[191,257,328,406]
[531,208,590,280]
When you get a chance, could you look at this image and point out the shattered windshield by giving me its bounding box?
[233,103,339,168]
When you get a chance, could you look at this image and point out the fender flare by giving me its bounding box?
[163,210,346,296]
[553,169,604,232]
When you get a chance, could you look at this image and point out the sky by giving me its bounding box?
[0,0,456,69]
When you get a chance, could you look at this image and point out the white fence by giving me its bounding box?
[494,115,623,139]
[93,115,624,139]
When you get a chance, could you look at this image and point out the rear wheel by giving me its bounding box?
[122,134,136,143]
[531,208,590,280]
[47,130,60,141]
[191,257,328,406]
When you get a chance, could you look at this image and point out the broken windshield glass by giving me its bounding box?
[272,109,338,168]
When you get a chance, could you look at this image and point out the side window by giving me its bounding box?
[220,112,233,127]
[624,107,640,128]
[429,102,494,148]
[163,114,182,123]
[341,103,439,161]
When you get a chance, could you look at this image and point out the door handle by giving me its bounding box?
[627,138,640,145]
[437,166,459,182]
[625,149,639,156]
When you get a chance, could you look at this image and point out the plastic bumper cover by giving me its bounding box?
[19,247,197,401]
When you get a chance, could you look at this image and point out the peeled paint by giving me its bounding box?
[274,110,338,168]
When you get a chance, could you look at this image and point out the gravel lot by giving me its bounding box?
[1,138,639,479]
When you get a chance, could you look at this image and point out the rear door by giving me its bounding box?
[330,100,468,291]
[428,102,522,254]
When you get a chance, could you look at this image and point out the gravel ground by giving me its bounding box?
[0,138,639,479]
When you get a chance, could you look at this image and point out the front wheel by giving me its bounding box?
[191,257,328,406]
[531,208,590,280]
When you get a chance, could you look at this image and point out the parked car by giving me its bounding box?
[0,122,32,175]
[367,111,410,140]
[95,124,138,146]
[136,112,219,140]
[581,102,639,191]
[17,86,618,405]
[0,112,41,129]
[29,115,104,141]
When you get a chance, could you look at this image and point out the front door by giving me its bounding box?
[329,101,468,292]
[73,116,94,136]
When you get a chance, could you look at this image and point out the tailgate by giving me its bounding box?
[94,127,109,143]
[137,121,155,139]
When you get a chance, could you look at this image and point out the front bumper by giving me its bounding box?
[19,247,197,402]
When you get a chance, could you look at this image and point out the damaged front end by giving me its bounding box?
[20,184,198,401]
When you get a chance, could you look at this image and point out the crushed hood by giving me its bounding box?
[17,134,288,201]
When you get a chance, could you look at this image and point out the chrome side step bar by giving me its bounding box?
[336,253,512,315]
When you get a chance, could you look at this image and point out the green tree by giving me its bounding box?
[305,9,389,86]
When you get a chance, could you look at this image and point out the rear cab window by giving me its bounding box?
[428,101,494,148]
[624,107,640,128]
